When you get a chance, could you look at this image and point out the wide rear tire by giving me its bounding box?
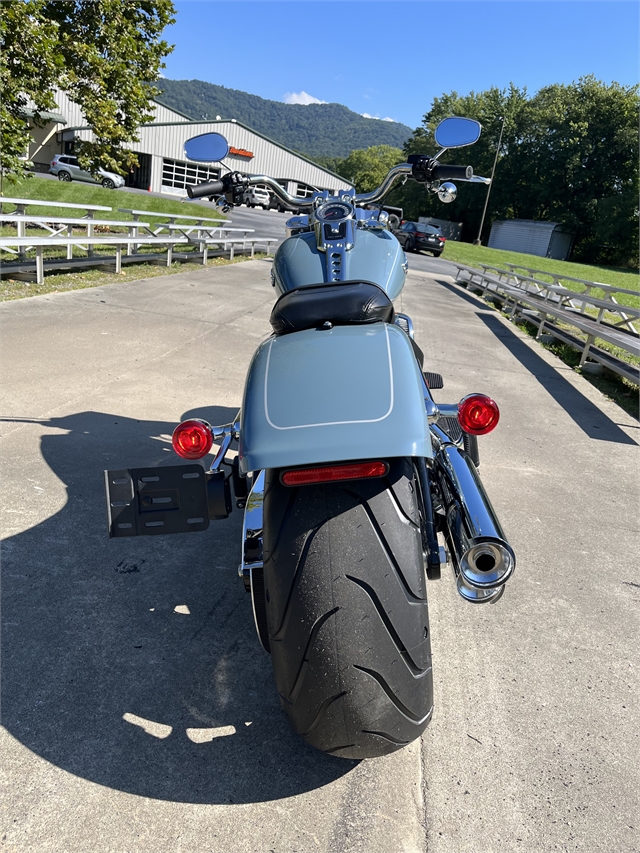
[262,458,433,759]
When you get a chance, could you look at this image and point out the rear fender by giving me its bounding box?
[238,322,431,474]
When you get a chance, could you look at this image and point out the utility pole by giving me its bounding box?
[474,115,505,246]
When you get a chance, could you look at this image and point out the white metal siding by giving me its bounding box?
[488,220,555,257]
[152,101,192,123]
[43,94,353,196]
[52,89,186,127]
[129,121,352,194]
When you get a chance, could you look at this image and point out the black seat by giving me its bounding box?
[270,280,394,335]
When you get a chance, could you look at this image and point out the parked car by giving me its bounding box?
[393,220,446,256]
[244,185,271,209]
[49,154,125,189]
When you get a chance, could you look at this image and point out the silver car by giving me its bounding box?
[49,154,125,189]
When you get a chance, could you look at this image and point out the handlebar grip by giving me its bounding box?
[431,164,473,181]
[186,180,225,199]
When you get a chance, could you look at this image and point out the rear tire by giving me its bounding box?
[58,171,71,182]
[262,458,433,759]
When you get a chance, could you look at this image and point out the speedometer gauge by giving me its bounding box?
[316,202,353,222]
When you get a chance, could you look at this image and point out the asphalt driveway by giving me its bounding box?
[1,258,637,853]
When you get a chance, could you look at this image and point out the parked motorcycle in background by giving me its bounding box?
[104,117,515,759]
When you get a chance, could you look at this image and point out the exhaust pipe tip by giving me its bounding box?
[460,540,515,590]
[456,575,505,604]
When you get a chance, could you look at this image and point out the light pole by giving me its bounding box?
[473,115,505,246]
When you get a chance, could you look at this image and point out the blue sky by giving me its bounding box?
[162,1,639,129]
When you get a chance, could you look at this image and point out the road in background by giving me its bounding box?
[1,254,638,853]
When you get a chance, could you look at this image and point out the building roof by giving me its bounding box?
[22,108,67,125]
[64,107,352,187]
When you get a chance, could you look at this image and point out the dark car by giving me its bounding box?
[394,221,446,256]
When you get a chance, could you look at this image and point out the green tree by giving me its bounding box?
[0,0,175,179]
[332,144,404,193]
[394,78,639,267]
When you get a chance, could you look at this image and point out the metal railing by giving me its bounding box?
[452,262,639,385]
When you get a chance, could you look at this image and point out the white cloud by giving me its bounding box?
[362,113,396,123]
[283,91,327,105]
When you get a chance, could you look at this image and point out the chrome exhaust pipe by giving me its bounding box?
[430,425,515,604]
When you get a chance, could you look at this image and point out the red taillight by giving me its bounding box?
[172,419,213,459]
[458,394,500,435]
[440,237,446,242]
[281,460,389,487]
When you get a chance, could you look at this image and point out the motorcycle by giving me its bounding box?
[104,117,516,759]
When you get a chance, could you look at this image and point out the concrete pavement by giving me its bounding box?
[1,258,638,852]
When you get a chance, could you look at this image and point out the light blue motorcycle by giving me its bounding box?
[105,117,515,759]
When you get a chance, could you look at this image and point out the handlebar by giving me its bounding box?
[430,164,473,181]
[186,180,225,199]
[185,161,488,207]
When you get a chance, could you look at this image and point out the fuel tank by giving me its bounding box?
[272,230,407,300]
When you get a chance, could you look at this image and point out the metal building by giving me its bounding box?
[28,90,353,198]
[488,219,574,260]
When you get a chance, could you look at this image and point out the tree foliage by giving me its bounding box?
[331,145,404,193]
[0,0,175,178]
[392,78,639,267]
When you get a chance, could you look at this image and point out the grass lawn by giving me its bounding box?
[442,241,639,308]
[438,242,639,417]
[0,174,226,223]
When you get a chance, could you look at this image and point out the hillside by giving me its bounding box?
[156,79,413,158]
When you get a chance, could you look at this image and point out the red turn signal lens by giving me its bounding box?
[281,461,389,487]
[172,419,213,459]
[458,394,500,435]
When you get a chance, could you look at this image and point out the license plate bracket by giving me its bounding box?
[104,464,210,538]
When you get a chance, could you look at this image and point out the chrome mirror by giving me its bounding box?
[184,132,229,162]
[437,182,457,203]
[434,117,481,149]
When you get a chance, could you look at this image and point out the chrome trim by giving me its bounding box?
[456,576,505,604]
[313,201,357,263]
[285,215,310,237]
[430,424,515,604]
[422,374,440,424]
[435,403,459,420]
[437,182,457,203]
[208,416,241,473]
[354,164,413,205]
[356,209,389,230]
[210,432,232,472]
[324,244,350,280]
[245,175,316,210]
[238,471,268,649]
[461,540,514,590]
[466,175,491,185]
[394,313,415,339]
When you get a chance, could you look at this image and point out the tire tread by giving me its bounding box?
[263,458,433,759]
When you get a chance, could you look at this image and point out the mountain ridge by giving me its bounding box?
[155,79,413,159]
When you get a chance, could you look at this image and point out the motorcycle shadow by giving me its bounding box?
[1,408,354,805]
